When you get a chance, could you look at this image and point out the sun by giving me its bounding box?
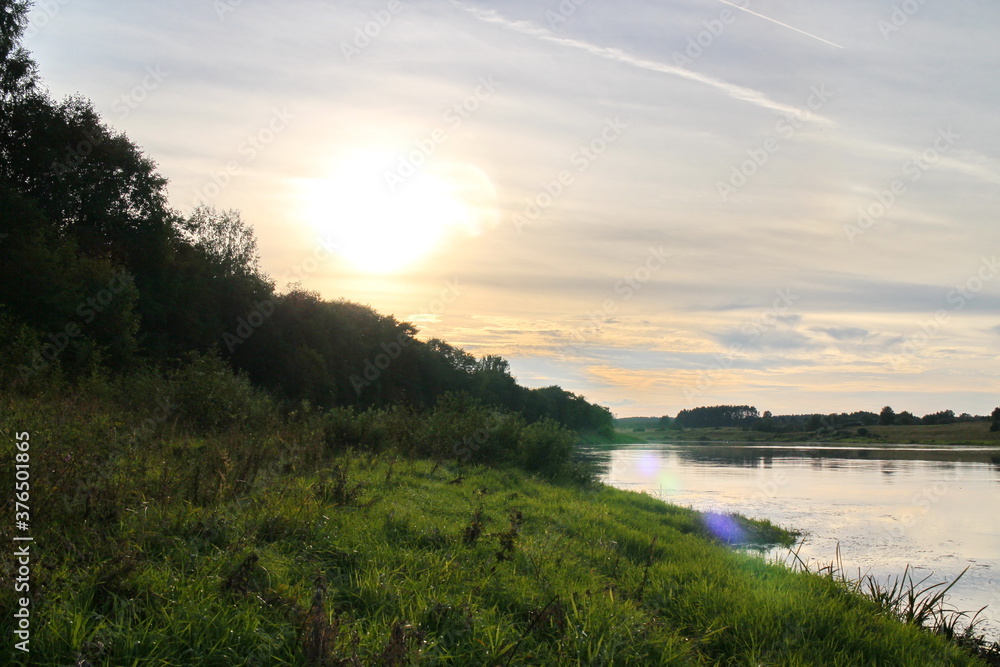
[301,151,497,274]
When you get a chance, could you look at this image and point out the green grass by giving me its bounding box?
[637,421,1000,446]
[866,422,1000,445]
[0,382,993,665]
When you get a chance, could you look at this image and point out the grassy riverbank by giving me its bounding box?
[1,375,993,665]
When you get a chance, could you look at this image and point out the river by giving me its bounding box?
[584,441,1000,641]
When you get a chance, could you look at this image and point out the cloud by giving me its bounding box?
[451,2,827,119]
[814,326,870,341]
[716,0,844,49]
[28,0,1000,417]
[715,327,814,353]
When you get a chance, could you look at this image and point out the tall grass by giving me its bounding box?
[781,542,1000,665]
[0,359,993,665]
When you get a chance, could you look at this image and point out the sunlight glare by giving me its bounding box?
[302,151,498,274]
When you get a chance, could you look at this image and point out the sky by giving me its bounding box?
[23,0,1000,417]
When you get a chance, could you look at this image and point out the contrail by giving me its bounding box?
[717,0,844,49]
[453,2,830,121]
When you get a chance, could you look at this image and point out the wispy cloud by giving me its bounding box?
[451,2,824,120]
[717,0,844,49]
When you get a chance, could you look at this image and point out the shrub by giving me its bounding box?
[168,353,275,432]
[321,406,392,454]
[515,418,575,478]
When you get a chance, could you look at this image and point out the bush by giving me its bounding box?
[515,418,575,478]
[321,406,394,454]
[168,353,275,432]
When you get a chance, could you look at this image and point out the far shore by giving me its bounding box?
[609,421,1000,448]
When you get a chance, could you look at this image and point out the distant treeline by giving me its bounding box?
[637,405,999,432]
[0,10,612,436]
[673,405,760,429]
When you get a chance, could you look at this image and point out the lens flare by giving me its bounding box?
[702,511,746,544]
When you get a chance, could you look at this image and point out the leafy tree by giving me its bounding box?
[851,411,879,426]
[675,405,759,428]
[425,338,477,374]
[181,206,268,284]
[472,355,519,408]
[753,413,776,433]
[0,94,175,266]
[879,406,896,426]
[921,410,956,426]
[0,0,37,101]
[991,407,1000,432]
[0,177,141,377]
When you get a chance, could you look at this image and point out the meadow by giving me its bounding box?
[1,362,996,665]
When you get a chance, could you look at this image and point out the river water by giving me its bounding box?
[584,441,1000,640]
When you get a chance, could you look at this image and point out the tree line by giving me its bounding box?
[0,1,613,437]
[653,405,998,432]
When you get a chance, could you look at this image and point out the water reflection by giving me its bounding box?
[586,442,1000,641]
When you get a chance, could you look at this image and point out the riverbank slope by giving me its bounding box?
[1,387,991,665]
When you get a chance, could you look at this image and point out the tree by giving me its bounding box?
[0,175,142,377]
[675,405,760,429]
[991,407,1000,432]
[182,206,267,283]
[921,410,956,426]
[851,411,879,426]
[0,0,38,101]
[753,412,776,433]
[879,406,896,426]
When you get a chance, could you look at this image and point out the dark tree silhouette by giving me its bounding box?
[879,406,896,426]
